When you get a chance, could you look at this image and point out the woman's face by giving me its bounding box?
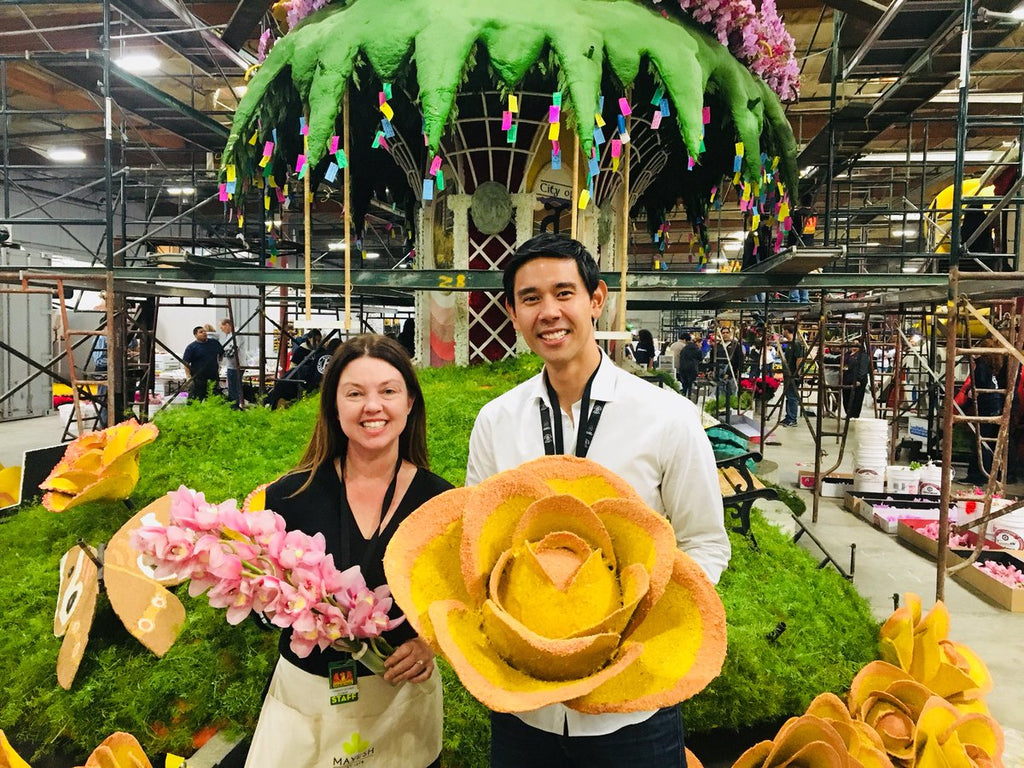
[335,356,413,455]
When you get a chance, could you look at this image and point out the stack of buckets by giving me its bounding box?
[852,418,888,493]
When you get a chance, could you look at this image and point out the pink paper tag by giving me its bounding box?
[429,155,443,175]
[651,110,662,129]
[611,139,622,158]
[295,154,306,173]
[218,183,229,202]
[551,140,560,154]
[501,111,512,131]
[549,105,560,123]
[263,141,274,156]
[618,97,632,115]
[702,106,710,124]
[329,135,339,153]
[378,91,386,106]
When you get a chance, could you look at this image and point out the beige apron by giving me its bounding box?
[245,656,442,768]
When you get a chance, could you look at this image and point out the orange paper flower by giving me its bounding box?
[0,730,152,768]
[383,455,727,714]
[39,420,158,513]
[734,712,876,768]
[879,594,992,710]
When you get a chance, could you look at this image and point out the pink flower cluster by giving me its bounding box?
[974,560,1024,588]
[657,0,799,100]
[919,521,974,548]
[132,486,404,659]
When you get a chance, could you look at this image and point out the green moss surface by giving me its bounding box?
[225,0,797,194]
[0,355,877,765]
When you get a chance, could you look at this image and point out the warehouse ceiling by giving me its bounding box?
[2,0,1023,269]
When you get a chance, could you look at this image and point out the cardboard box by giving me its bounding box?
[798,470,854,490]
[896,519,998,559]
[948,550,1024,612]
[844,492,943,531]
[822,476,854,498]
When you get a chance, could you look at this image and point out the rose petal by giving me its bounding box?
[567,563,649,639]
[518,455,644,504]
[491,542,620,639]
[592,497,676,626]
[383,486,475,647]
[512,495,615,569]
[82,731,153,768]
[0,730,30,768]
[481,599,621,680]
[461,470,554,602]
[429,599,642,713]
[567,549,726,713]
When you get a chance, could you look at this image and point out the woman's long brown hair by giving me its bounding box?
[289,334,428,495]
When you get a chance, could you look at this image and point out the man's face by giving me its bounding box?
[195,329,207,342]
[220,321,231,334]
[506,257,606,368]
[721,328,733,342]
[783,330,793,342]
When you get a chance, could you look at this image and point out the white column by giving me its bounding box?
[449,195,472,366]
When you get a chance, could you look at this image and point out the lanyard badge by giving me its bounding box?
[328,659,359,705]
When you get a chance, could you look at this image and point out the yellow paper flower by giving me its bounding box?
[0,463,21,508]
[912,697,1003,768]
[77,732,153,768]
[879,594,992,710]
[733,713,870,768]
[1,729,31,768]
[39,420,158,513]
[849,661,937,761]
[383,455,727,714]
[0,731,152,768]
[804,693,893,768]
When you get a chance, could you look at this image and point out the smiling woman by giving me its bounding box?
[243,334,454,768]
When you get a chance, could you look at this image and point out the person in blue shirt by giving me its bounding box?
[182,326,223,401]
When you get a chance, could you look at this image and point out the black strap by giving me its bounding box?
[338,455,403,573]
[539,364,604,458]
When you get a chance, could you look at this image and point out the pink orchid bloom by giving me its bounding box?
[269,529,327,571]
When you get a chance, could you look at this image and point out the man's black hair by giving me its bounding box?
[192,326,204,336]
[681,332,692,342]
[503,233,601,307]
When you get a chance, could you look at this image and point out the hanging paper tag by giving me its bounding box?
[380,102,394,121]
[429,155,443,176]
[552,91,562,106]
[501,111,512,131]
[329,660,359,705]
[618,97,632,115]
[577,189,590,209]
[549,105,560,124]
[651,110,662,130]
[422,178,434,201]
[436,169,445,191]
[508,94,519,112]
[650,85,664,106]
[383,82,392,100]
[548,122,560,141]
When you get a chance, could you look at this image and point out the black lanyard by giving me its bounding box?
[338,455,403,573]
[539,364,605,458]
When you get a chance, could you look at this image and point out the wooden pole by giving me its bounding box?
[343,88,352,331]
[303,136,312,323]
[571,130,579,241]
[616,105,631,333]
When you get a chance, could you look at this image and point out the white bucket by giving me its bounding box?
[854,473,885,493]
[957,498,1022,548]
[887,465,920,495]
[918,464,948,495]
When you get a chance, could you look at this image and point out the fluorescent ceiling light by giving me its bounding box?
[930,89,1023,104]
[327,241,346,251]
[857,150,1003,163]
[363,251,380,259]
[166,186,195,196]
[799,166,816,178]
[1011,4,1024,19]
[893,229,918,238]
[47,147,86,162]
[114,53,160,74]
[887,212,923,221]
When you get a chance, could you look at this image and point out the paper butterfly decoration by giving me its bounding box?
[54,495,186,689]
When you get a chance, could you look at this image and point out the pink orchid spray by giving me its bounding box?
[132,486,405,673]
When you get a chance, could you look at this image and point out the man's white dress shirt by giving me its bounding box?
[466,350,731,737]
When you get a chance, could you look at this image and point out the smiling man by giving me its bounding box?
[466,233,730,768]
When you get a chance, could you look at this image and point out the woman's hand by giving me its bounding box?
[382,637,434,685]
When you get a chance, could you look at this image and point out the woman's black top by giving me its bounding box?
[265,461,453,676]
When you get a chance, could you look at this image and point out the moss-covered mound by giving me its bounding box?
[0,355,877,765]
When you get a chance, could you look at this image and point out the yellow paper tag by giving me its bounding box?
[225,164,236,182]
[166,754,186,768]
[595,112,605,128]
[548,122,560,141]
[578,189,590,209]
[735,142,745,157]
[380,102,394,121]
[248,131,258,146]
[508,94,519,113]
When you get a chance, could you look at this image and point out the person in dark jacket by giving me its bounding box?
[267,338,340,409]
[182,325,223,401]
[842,339,872,418]
[633,329,657,369]
[712,325,745,399]
[677,332,704,398]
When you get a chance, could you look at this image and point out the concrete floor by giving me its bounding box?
[1,410,1022,766]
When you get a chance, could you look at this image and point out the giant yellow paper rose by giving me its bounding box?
[734,712,881,768]
[879,593,991,711]
[39,420,158,513]
[383,455,727,713]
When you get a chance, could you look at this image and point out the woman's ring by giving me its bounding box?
[416,659,425,666]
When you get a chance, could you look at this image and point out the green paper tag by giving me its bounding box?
[328,660,359,705]
[552,91,562,106]
[384,83,392,100]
